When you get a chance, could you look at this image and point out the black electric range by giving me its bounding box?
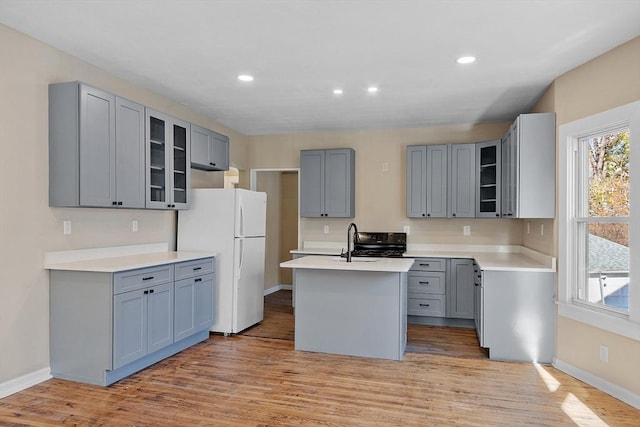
[345,232,407,258]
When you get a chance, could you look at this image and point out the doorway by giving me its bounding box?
[251,169,299,294]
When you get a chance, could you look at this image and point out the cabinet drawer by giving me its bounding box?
[175,258,215,281]
[410,258,446,272]
[408,296,446,317]
[408,272,446,295]
[114,265,174,295]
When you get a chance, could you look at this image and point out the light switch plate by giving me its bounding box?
[463,225,471,236]
[132,220,138,232]
[403,225,410,235]
[63,220,71,235]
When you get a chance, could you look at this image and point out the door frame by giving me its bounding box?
[250,167,301,251]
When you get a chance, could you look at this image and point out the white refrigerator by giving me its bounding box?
[177,188,267,334]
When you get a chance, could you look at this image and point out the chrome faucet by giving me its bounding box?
[346,223,358,262]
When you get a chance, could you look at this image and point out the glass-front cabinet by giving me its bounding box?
[145,109,190,209]
[475,139,501,217]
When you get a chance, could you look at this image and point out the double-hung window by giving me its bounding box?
[559,101,639,339]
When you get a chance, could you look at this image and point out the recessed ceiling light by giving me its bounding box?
[367,86,379,93]
[237,74,254,82]
[333,89,343,95]
[457,56,476,64]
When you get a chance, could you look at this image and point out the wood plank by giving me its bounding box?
[1,291,637,426]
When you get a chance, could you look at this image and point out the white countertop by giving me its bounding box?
[44,244,216,272]
[291,242,555,272]
[281,255,415,273]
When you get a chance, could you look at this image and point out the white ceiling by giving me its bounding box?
[1,0,639,135]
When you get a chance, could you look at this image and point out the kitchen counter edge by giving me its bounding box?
[45,251,218,273]
[290,246,555,272]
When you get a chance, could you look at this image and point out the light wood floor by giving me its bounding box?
[1,291,637,426]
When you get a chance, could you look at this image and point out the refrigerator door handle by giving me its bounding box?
[237,238,244,279]
[238,201,245,237]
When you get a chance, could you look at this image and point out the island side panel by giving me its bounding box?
[50,270,113,385]
[482,270,556,363]
[294,269,407,361]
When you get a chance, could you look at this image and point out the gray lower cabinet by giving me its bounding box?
[480,269,555,363]
[446,258,475,319]
[407,258,447,317]
[50,257,215,386]
[174,258,216,341]
[49,82,145,208]
[448,144,476,218]
[300,148,355,218]
[113,281,174,369]
[190,124,229,171]
[501,112,555,218]
[406,145,448,218]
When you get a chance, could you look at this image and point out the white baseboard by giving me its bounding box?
[553,358,640,409]
[264,284,292,296]
[0,367,51,399]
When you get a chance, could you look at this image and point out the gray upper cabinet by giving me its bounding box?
[190,124,229,171]
[406,145,447,218]
[146,109,191,210]
[49,82,145,208]
[475,139,501,218]
[115,97,146,208]
[501,113,556,218]
[448,144,476,218]
[300,148,355,218]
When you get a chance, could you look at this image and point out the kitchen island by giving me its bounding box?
[280,256,414,361]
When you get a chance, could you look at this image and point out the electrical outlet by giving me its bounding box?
[600,345,608,362]
[527,222,530,234]
[403,225,410,235]
[540,224,545,236]
[132,220,138,232]
[382,162,389,172]
[63,220,71,235]
[323,225,329,234]
[463,225,471,236]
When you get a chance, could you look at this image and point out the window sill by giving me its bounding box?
[558,302,640,341]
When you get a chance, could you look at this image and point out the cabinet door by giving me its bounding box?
[113,289,147,369]
[476,139,501,218]
[406,146,427,217]
[115,97,145,208]
[447,259,475,319]
[146,109,190,209]
[147,282,174,354]
[501,123,518,217]
[171,119,190,209]
[324,148,355,217]
[211,131,229,171]
[448,144,476,218]
[195,274,215,331]
[146,109,170,209]
[190,124,212,170]
[79,84,116,207]
[300,150,325,217]
[426,145,448,217]
[174,278,197,341]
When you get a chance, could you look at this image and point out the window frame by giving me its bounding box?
[558,100,640,341]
